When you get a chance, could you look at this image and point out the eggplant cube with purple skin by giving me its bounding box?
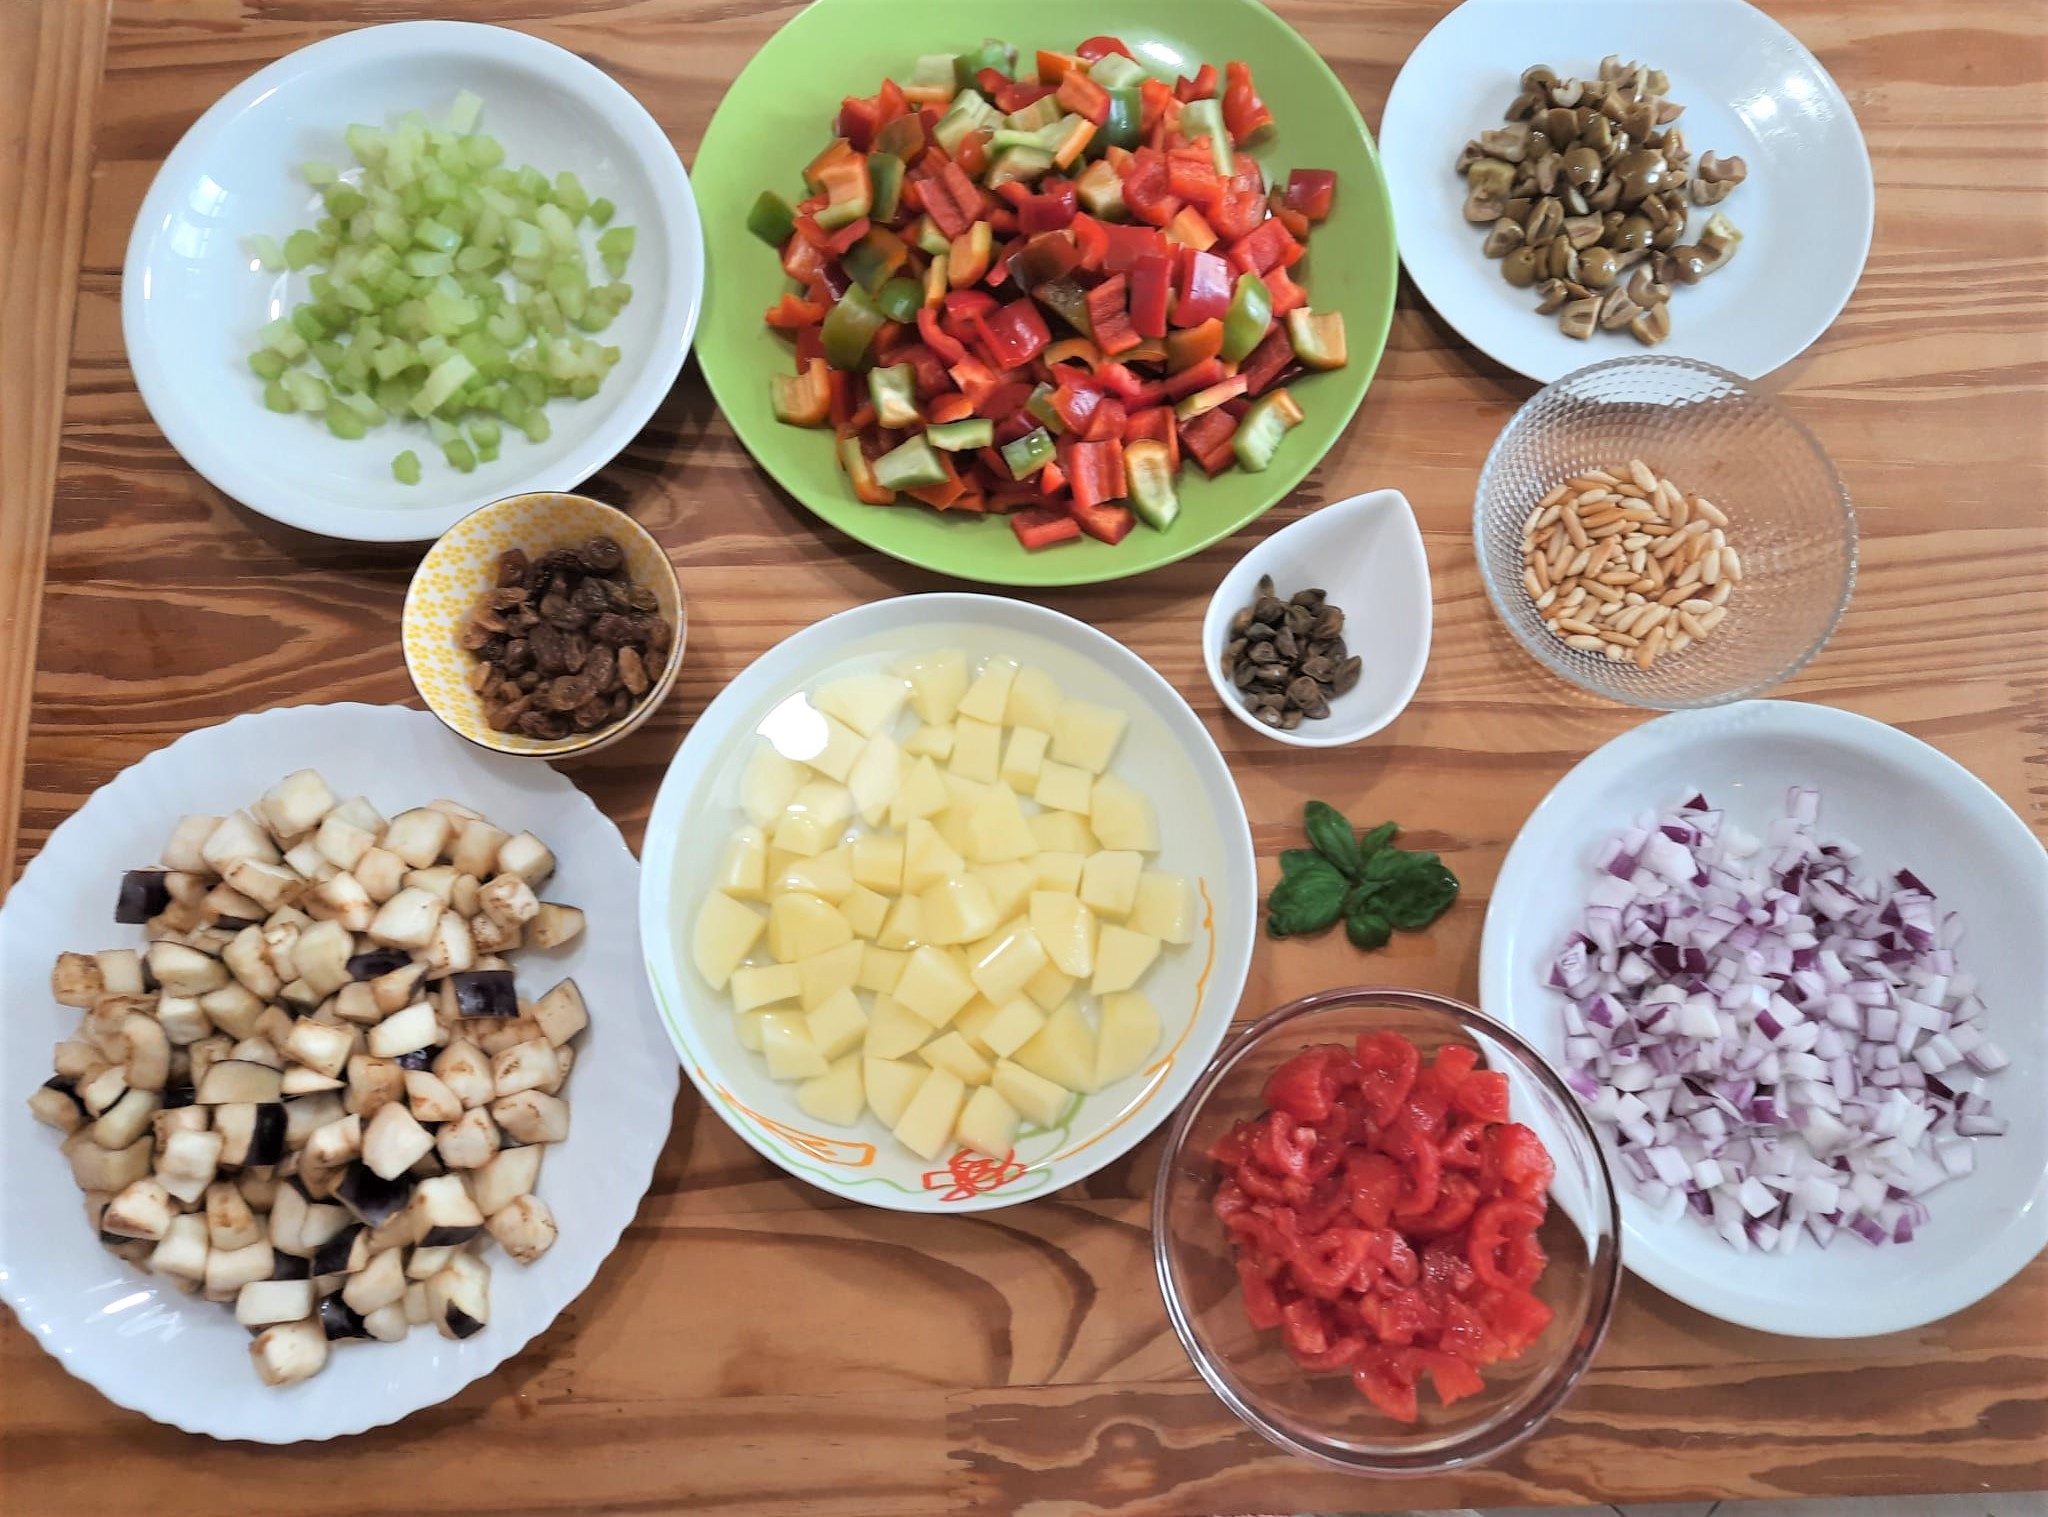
[426,1250,491,1340]
[367,887,445,951]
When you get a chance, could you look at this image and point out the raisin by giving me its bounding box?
[500,638,533,674]
[589,612,638,646]
[518,709,570,740]
[547,674,595,712]
[496,548,529,588]
[570,577,612,614]
[583,643,616,692]
[572,696,611,731]
[628,584,659,613]
[579,535,625,574]
[618,645,650,695]
[529,622,572,674]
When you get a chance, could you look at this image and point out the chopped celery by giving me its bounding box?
[588,196,616,226]
[392,449,422,485]
[324,402,368,440]
[301,160,339,186]
[248,348,287,381]
[442,437,478,472]
[245,233,285,270]
[263,378,296,413]
[596,225,635,277]
[447,90,483,134]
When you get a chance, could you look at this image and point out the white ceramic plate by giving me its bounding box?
[1480,701,2048,1337]
[0,704,677,1440]
[639,594,1258,1212]
[1201,489,1432,748]
[122,21,703,542]
[1379,0,1872,383]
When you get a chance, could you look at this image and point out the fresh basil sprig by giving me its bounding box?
[1265,804,1460,948]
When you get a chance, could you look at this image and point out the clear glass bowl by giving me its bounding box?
[1151,988,1621,1475]
[1474,355,1856,708]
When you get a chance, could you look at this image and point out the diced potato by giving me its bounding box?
[993,1058,1074,1129]
[901,818,967,895]
[955,657,1018,724]
[730,962,802,1013]
[1004,667,1064,733]
[800,714,866,783]
[742,748,807,828]
[1079,850,1144,919]
[714,825,769,901]
[1030,811,1096,853]
[966,784,1037,864]
[692,893,767,991]
[864,994,934,1060]
[920,1030,993,1086]
[974,860,1037,922]
[895,648,969,724]
[1130,871,1197,944]
[1012,1000,1097,1092]
[812,673,910,738]
[978,997,1048,1059]
[775,846,852,903]
[1030,891,1097,978]
[735,1010,772,1052]
[1052,700,1128,775]
[1094,991,1162,1088]
[1033,851,1085,893]
[969,922,1048,1004]
[773,782,854,856]
[919,876,999,945]
[806,988,869,1060]
[949,716,1002,785]
[796,1053,866,1126]
[1000,726,1050,790]
[1023,960,1076,1012]
[767,892,853,963]
[1092,925,1161,995]
[798,940,865,1009]
[1034,760,1093,815]
[864,1057,926,1127]
[850,835,905,893]
[892,944,977,1027]
[846,733,904,828]
[903,723,955,761]
[889,758,950,829]
[857,945,908,994]
[760,1013,831,1081]
[839,883,889,941]
[893,1067,967,1160]
[953,997,1004,1055]
[956,1085,1020,1159]
[1089,774,1158,852]
[874,895,923,951]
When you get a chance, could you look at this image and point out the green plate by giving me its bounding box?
[691,0,1397,586]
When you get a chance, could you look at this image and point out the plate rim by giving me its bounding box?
[1478,698,2048,1336]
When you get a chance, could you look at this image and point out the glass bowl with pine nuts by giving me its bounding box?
[1473,356,1854,708]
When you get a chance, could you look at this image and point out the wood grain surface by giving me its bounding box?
[3,1,2046,1513]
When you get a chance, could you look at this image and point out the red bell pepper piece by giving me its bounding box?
[1070,499,1135,544]
[927,391,976,425]
[886,344,950,398]
[1034,50,1082,85]
[992,410,1038,446]
[1120,154,1182,227]
[1239,324,1294,396]
[1173,249,1232,327]
[1055,71,1112,127]
[764,293,828,329]
[1065,439,1127,510]
[1139,78,1179,136]
[1069,213,1110,272]
[1222,60,1275,143]
[875,78,909,126]
[974,379,1038,421]
[1129,252,1172,339]
[917,307,967,366]
[794,324,826,368]
[1180,406,1239,475]
[1094,361,1144,399]
[956,130,992,178]
[1100,222,1166,274]
[793,213,869,256]
[1076,35,1134,63]
[1284,168,1337,223]
[1208,189,1265,240]
[1270,202,1312,240]
[949,356,1001,406]
[1166,148,1222,204]
[1124,405,1179,471]
[835,96,880,152]
[1228,216,1304,277]
[1175,63,1220,103]
[1012,505,1081,549]
[1264,262,1309,318]
[1085,272,1141,356]
[975,66,1009,98]
[1081,396,1126,442]
[1050,376,1103,434]
[1018,179,1078,234]
[995,79,1057,115]
[1164,356,1225,399]
[824,367,854,430]
[922,161,983,239]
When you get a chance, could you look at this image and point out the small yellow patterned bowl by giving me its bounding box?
[402,492,684,759]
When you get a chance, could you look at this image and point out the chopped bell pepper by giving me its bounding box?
[1239,324,1296,395]
[1180,405,1239,475]
[1177,98,1233,179]
[867,363,920,428]
[1012,503,1081,549]
[1174,374,1248,421]
[1056,70,1111,127]
[1087,52,1148,90]
[1025,383,1065,433]
[875,275,922,323]
[1074,160,1127,221]
[904,54,956,109]
[953,39,1017,93]
[1123,438,1179,530]
[986,145,1055,188]
[1070,499,1135,544]
[873,433,952,491]
[1227,216,1303,277]
[1098,87,1144,153]
[1085,272,1141,355]
[949,222,993,287]
[1001,426,1057,478]
[1164,203,1218,251]
[1167,318,1225,371]
[1232,388,1303,473]
[812,152,873,231]
[748,191,797,247]
[1220,270,1273,363]
[977,298,1051,368]
[917,305,967,364]
[1129,253,1172,339]
[1048,115,1098,170]
[821,284,886,369]
[869,152,906,222]
[927,417,995,450]
[1285,309,1348,370]
[875,112,928,163]
[765,292,829,329]
[771,358,832,426]
[1032,274,1093,338]
[838,435,895,504]
[910,216,952,256]
[1222,61,1274,144]
[1175,63,1219,103]
[1284,168,1337,222]
[1066,437,1127,508]
[842,225,908,293]
[1174,249,1232,327]
[1018,182,1079,236]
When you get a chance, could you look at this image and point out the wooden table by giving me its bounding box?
[3,1,2043,1511]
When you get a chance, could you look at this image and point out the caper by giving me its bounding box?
[1610,149,1668,204]
[1478,124,1532,163]
[1525,195,1564,246]
[1578,245,1621,288]
[1559,296,1600,339]
[1501,246,1544,288]
[1481,218,1526,258]
[1614,214,1656,251]
[1539,107,1581,147]
[1465,157,1515,194]
[1563,145,1604,190]
[1663,245,1711,284]
[1630,303,1673,346]
[1521,64,1558,94]
[1562,213,1605,249]
[1579,116,1613,154]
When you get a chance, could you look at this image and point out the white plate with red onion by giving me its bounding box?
[1480,700,2047,1337]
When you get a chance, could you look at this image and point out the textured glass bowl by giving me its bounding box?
[1474,356,1856,708]
[1152,988,1622,1475]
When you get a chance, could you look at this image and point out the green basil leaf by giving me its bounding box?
[1345,905,1392,950]
[1344,881,1384,913]
[1378,862,1461,930]
[1357,821,1398,860]
[1304,801,1361,879]
[1360,848,1421,884]
[1279,848,1328,879]
[1266,856,1348,937]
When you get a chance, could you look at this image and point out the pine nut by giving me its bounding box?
[1565,634,1606,651]
[1694,496,1730,527]
[1627,458,1657,493]
[1524,567,1545,600]
[1563,509,1590,549]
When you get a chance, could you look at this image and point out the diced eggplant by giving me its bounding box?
[237,1166,280,1212]
[277,977,323,1014]
[491,1090,569,1145]
[115,870,173,925]
[408,1173,484,1245]
[215,1101,288,1166]
[237,1277,317,1326]
[325,794,386,836]
[367,1001,440,1060]
[202,810,282,872]
[490,1039,558,1099]
[267,1177,312,1254]
[283,1091,346,1150]
[392,1047,434,1073]
[332,983,380,1026]
[407,1148,448,1180]
[361,1103,435,1181]
[303,1110,363,1167]
[280,1065,345,1096]
[451,873,481,919]
[430,1040,495,1110]
[428,797,485,824]
[469,913,523,955]
[495,832,554,886]
[260,920,302,986]
[161,813,223,873]
[115,1013,171,1092]
[290,920,355,999]
[406,865,459,905]
[297,1158,347,1202]
[222,858,305,913]
[51,952,104,1009]
[370,959,430,1017]
[200,881,266,931]
[267,1248,312,1280]
[477,874,540,929]
[204,1180,262,1250]
[300,1196,352,1248]
[155,994,211,1047]
[283,1018,354,1080]
[29,1077,86,1134]
[346,947,410,982]
[404,1069,463,1124]
[529,903,585,950]
[197,1059,284,1106]
[152,1102,208,1144]
[258,768,336,841]
[406,1243,458,1280]
[158,1126,224,1187]
[450,970,519,1020]
[487,1194,558,1265]
[344,1054,406,1122]
[283,840,340,887]
[427,1251,490,1340]
[353,847,406,904]
[340,1244,408,1314]
[315,814,380,874]
[421,910,476,976]
[335,1161,416,1227]
[186,1035,232,1089]
[319,1292,371,1341]
[221,925,283,1001]
[94,948,146,996]
[149,1212,211,1281]
[77,1063,129,1116]
[311,1221,369,1277]
[53,1039,98,1079]
[103,1177,175,1240]
[91,1086,161,1150]
[450,820,511,880]
[250,1318,328,1386]
[161,1081,198,1110]
[435,1106,500,1170]
[361,1301,410,1342]
[367,887,443,951]
[66,1131,151,1193]
[229,1035,284,1073]
[384,808,455,869]
[147,940,228,997]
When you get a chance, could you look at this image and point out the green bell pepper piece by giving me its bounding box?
[867,364,920,429]
[1001,426,1057,477]
[910,54,957,95]
[841,227,906,294]
[933,90,1000,157]
[822,285,885,370]
[1098,88,1144,154]
[874,276,922,324]
[1074,158,1127,220]
[989,126,1058,155]
[911,216,952,256]
[873,434,950,491]
[1024,384,1065,434]
[1087,53,1149,90]
[1178,98,1234,178]
[1032,276,1093,338]
[927,417,994,451]
[952,39,1017,91]
[1232,390,1304,473]
[1221,271,1273,363]
[869,152,905,223]
[1285,308,1349,370]
[985,145,1054,188]
[1003,96,1063,134]
[1122,438,1179,529]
